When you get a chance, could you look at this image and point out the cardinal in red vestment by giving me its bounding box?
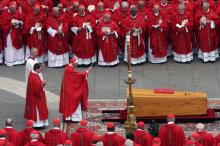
[81,0,98,13]
[112,1,130,52]
[133,121,153,146]
[0,129,14,146]
[195,2,219,62]
[24,63,49,128]
[0,1,25,66]
[59,57,91,121]
[46,7,70,67]
[20,120,44,146]
[4,119,21,146]
[187,132,203,146]
[195,123,214,146]
[101,122,125,146]
[23,3,47,63]
[19,0,39,14]
[96,12,120,66]
[121,133,141,146]
[71,120,94,146]
[64,140,72,146]
[152,137,161,145]
[45,118,67,146]
[158,114,186,146]
[24,131,45,146]
[214,133,220,146]
[71,5,96,65]
[171,4,193,63]
[147,4,168,64]
[92,2,108,24]
[122,5,146,65]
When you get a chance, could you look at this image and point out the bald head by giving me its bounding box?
[137,0,145,9]
[30,48,38,58]
[30,133,39,140]
[5,118,13,127]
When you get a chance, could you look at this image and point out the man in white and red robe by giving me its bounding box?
[171,4,193,62]
[195,2,219,62]
[92,1,107,24]
[46,7,69,67]
[81,0,98,13]
[19,0,39,14]
[122,5,146,65]
[20,120,44,146]
[4,118,21,146]
[24,63,49,128]
[195,123,214,146]
[71,120,94,146]
[59,57,91,122]
[45,118,67,146]
[24,3,47,63]
[133,121,153,146]
[0,129,14,146]
[159,114,186,146]
[24,130,45,146]
[147,4,168,64]
[96,12,120,66]
[1,1,25,66]
[100,122,125,146]
[112,1,130,52]
[71,5,96,65]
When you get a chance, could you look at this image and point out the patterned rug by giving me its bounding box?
[65,99,220,137]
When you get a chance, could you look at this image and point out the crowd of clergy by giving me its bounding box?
[0,114,220,146]
[2,0,220,67]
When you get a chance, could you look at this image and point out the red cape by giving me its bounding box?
[101,133,125,146]
[20,128,44,146]
[59,64,88,118]
[4,127,22,146]
[24,141,45,146]
[45,129,67,146]
[159,124,186,146]
[24,72,48,121]
[133,130,153,146]
[71,127,94,146]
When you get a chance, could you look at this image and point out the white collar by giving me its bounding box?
[31,140,38,142]
[168,122,174,124]
[0,138,5,140]
[5,126,12,128]
[53,127,60,130]
[107,132,114,135]
[80,13,85,16]
[154,12,159,16]
[131,15,137,18]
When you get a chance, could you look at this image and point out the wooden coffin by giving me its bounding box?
[128,88,207,117]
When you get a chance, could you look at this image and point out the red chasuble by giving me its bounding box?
[45,129,67,146]
[71,127,94,146]
[101,133,125,146]
[59,64,88,118]
[71,13,96,59]
[96,20,120,63]
[20,128,44,146]
[147,11,168,58]
[23,11,47,56]
[24,72,48,121]
[0,10,24,49]
[171,11,193,55]
[0,139,14,146]
[197,131,214,146]
[46,14,69,55]
[4,127,21,146]
[158,124,186,146]
[195,9,218,53]
[133,130,153,146]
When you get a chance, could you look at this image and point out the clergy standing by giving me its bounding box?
[23,3,47,63]
[24,131,45,146]
[46,7,69,67]
[45,118,67,146]
[133,121,153,146]
[71,120,94,146]
[195,123,214,146]
[4,118,21,146]
[24,63,49,128]
[59,57,91,122]
[71,5,96,65]
[96,12,120,66]
[1,1,25,66]
[158,114,186,146]
[195,2,219,62]
[171,4,193,63]
[0,129,14,146]
[122,5,146,65]
[147,4,168,64]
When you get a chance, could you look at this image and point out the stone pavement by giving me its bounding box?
[0,57,220,129]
